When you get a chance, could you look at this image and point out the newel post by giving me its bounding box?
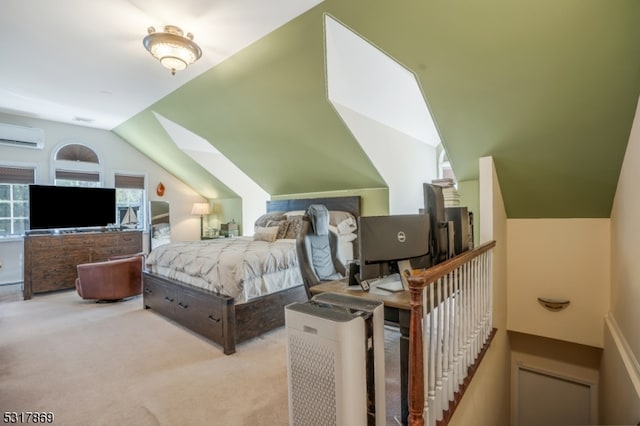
[407,276,426,426]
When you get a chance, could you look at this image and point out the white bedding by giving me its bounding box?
[146,236,302,304]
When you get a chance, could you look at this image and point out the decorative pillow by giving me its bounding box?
[284,210,306,218]
[254,211,286,228]
[284,216,305,239]
[329,210,355,227]
[329,225,357,242]
[336,217,357,235]
[254,226,279,242]
[266,219,290,239]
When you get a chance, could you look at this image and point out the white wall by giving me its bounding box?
[507,219,610,348]
[0,238,23,285]
[600,97,640,424]
[332,105,438,214]
[0,113,206,284]
[449,156,511,425]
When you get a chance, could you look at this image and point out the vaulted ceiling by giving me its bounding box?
[114,0,640,218]
[5,1,640,218]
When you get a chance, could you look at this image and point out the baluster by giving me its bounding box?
[434,277,443,421]
[426,282,436,426]
[476,257,483,358]
[481,253,489,344]
[464,261,473,372]
[471,257,479,361]
[450,267,460,399]
[459,264,466,386]
[488,251,494,333]
[472,258,482,363]
[441,273,451,409]
[459,263,466,375]
[478,256,489,348]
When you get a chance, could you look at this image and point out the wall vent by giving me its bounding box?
[0,123,44,149]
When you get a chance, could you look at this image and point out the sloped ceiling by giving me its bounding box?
[114,0,640,218]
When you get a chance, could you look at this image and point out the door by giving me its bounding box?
[517,366,594,425]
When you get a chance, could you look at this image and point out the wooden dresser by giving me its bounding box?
[23,230,143,299]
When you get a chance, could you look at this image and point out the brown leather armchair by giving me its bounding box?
[75,254,144,301]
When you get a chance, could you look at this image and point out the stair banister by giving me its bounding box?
[406,240,496,426]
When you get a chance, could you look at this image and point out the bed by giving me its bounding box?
[143,195,361,354]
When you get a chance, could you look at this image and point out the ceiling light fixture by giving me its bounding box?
[143,25,202,75]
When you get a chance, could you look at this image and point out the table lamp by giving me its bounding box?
[191,202,210,239]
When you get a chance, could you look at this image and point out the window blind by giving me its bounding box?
[114,174,144,189]
[0,166,36,184]
[55,170,100,182]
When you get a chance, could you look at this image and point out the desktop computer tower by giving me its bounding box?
[285,292,386,426]
[445,206,471,256]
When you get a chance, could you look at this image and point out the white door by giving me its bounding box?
[517,366,593,426]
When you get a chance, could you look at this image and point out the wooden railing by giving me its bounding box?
[406,241,496,426]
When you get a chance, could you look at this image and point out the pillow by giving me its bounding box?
[284,216,305,239]
[254,211,286,228]
[254,226,279,242]
[284,210,306,218]
[266,219,290,239]
[329,210,355,227]
[336,217,357,235]
[329,225,358,242]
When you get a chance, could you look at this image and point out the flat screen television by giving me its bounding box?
[358,214,431,281]
[28,184,116,230]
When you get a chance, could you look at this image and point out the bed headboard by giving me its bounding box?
[266,196,361,218]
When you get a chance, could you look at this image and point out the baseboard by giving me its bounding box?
[605,312,640,399]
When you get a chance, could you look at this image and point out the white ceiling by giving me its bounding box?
[0,0,323,130]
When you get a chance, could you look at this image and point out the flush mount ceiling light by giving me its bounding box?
[143,25,202,75]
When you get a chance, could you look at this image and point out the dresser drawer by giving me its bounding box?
[174,287,224,342]
[31,264,77,293]
[143,278,176,317]
[118,232,142,247]
[62,234,99,248]
[27,236,63,250]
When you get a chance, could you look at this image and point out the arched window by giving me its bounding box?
[52,143,102,187]
[55,144,99,163]
[438,149,456,183]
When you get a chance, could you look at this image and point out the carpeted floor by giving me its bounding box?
[0,288,402,425]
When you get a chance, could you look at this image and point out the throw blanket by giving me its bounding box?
[146,237,302,303]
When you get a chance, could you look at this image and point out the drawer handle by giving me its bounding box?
[178,302,188,309]
[208,315,220,323]
[164,296,174,303]
[144,288,152,294]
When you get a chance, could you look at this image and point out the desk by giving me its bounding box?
[309,279,411,425]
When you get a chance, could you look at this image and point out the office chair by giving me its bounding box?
[296,204,346,298]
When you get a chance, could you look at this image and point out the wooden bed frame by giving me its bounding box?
[143,195,361,355]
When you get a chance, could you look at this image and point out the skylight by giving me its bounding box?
[324,14,440,147]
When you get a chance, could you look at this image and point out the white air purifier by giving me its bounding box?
[285,292,386,426]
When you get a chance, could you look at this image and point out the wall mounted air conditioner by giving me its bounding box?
[0,123,44,149]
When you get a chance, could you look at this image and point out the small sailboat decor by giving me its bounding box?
[121,207,138,226]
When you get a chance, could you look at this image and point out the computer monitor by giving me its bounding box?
[423,183,448,264]
[358,214,431,281]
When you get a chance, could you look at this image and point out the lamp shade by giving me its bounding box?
[191,203,210,216]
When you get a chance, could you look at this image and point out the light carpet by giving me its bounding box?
[0,290,401,425]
